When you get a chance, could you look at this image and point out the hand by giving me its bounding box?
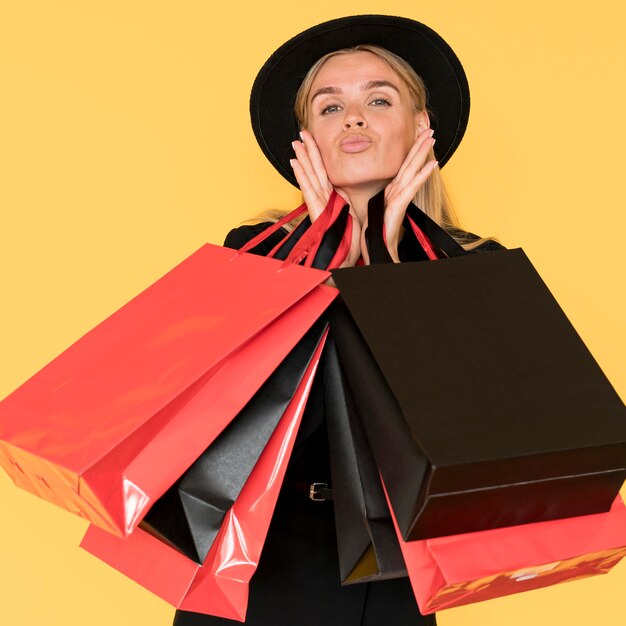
[383,128,438,261]
[291,129,362,267]
[289,129,334,222]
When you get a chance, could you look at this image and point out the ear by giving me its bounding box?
[414,110,431,138]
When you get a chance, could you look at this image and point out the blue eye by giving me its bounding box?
[371,98,390,106]
[321,104,341,115]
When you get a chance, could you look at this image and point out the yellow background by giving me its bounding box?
[0,1,624,624]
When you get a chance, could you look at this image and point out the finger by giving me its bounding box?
[289,158,314,198]
[292,140,325,196]
[289,158,325,220]
[395,129,434,181]
[299,129,330,190]
[396,135,435,184]
[395,128,432,179]
[388,159,438,212]
[408,159,439,192]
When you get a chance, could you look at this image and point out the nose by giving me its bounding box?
[342,106,367,130]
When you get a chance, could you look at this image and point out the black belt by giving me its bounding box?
[284,480,333,502]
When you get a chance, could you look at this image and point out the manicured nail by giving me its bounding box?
[429,129,434,137]
[289,159,296,168]
[299,131,304,140]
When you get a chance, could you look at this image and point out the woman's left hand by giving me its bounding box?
[382,128,438,261]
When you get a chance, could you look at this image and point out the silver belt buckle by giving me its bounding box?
[309,482,328,502]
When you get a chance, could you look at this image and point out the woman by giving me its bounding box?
[174,14,501,626]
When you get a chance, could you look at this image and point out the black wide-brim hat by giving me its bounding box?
[250,14,470,188]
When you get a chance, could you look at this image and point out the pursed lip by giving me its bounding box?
[340,133,373,153]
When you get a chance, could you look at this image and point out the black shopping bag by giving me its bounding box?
[323,334,406,584]
[329,191,626,541]
[140,318,328,563]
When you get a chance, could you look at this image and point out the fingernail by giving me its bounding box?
[289,159,296,168]
[429,129,434,137]
[299,131,304,140]
[433,161,439,169]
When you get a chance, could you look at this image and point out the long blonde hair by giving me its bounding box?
[251,44,493,250]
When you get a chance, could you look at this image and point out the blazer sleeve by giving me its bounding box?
[223,222,290,254]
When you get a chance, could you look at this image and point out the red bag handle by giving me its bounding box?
[236,203,309,256]
[234,191,351,270]
[284,190,347,266]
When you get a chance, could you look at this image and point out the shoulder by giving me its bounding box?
[446,226,506,252]
[223,222,289,255]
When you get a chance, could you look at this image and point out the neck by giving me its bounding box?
[335,180,391,225]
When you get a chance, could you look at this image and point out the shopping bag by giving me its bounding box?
[330,189,626,540]
[384,484,626,614]
[323,334,406,584]
[140,318,328,564]
[0,242,336,536]
[80,327,328,622]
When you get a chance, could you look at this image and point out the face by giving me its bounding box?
[305,51,429,189]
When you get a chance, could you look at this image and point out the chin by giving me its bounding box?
[329,169,397,189]
[327,157,402,189]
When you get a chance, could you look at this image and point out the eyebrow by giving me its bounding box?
[309,80,401,105]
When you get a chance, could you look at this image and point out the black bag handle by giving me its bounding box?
[365,189,470,264]
[404,203,469,258]
[272,216,312,260]
[311,204,350,270]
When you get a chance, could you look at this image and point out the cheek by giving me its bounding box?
[308,129,336,166]
[388,120,417,160]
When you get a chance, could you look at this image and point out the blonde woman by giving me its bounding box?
[174,14,501,626]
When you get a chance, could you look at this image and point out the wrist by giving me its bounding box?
[386,243,400,263]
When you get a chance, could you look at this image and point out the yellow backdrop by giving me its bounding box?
[1,1,624,625]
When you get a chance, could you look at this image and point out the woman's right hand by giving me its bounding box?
[289,129,334,222]
[290,129,362,268]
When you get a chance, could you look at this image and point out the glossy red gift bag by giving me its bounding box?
[80,330,327,621]
[0,242,336,536]
[387,486,626,614]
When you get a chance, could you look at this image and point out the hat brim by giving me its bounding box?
[249,14,470,188]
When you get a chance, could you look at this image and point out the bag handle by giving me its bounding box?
[405,204,469,258]
[304,204,351,269]
[269,216,312,260]
[323,207,353,270]
[236,203,309,256]
[234,190,350,270]
[283,190,349,266]
[365,189,470,264]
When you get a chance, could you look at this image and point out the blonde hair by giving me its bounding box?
[250,44,494,250]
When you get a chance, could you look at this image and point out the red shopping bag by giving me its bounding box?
[80,329,328,621]
[385,483,626,614]
[0,241,336,537]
